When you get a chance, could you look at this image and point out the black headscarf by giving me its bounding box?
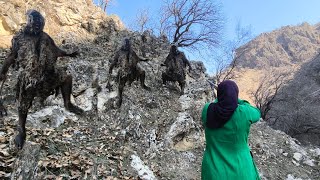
[206,80,239,129]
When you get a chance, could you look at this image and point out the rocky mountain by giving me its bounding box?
[0,0,319,179]
[236,22,320,69]
[233,22,320,147]
[223,23,320,105]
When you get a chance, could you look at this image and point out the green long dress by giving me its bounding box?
[201,99,260,180]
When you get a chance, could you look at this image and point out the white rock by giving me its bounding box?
[293,153,303,161]
[27,105,78,127]
[286,174,302,180]
[303,159,315,167]
[75,88,94,111]
[278,149,283,154]
[165,112,194,146]
[179,95,192,110]
[98,90,117,111]
[315,148,320,157]
[130,155,156,180]
[291,160,300,166]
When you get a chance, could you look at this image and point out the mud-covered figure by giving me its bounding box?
[0,10,83,149]
[108,38,151,107]
[161,45,192,95]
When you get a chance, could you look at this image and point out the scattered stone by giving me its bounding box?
[293,153,303,161]
[130,155,156,180]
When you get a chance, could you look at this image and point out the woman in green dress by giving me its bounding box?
[201,80,260,180]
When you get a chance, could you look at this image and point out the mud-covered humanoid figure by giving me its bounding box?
[108,38,151,107]
[0,10,83,149]
[161,45,192,95]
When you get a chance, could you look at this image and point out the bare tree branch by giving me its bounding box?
[213,22,252,86]
[96,0,113,12]
[133,8,151,33]
[250,70,290,120]
[160,0,223,50]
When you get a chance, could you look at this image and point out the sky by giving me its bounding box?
[95,0,320,72]
[103,0,320,38]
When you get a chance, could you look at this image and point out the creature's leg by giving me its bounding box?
[61,75,84,115]
[15,92,34,149]
[139,71,151,91]
[39,88,55,107]
[128,74,135,86]
[178,80,186,95]
[161,73,167,84]
[137,67,150,90]
[117,77,126,107]
[0,100,7,116]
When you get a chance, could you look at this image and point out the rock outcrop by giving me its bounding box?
[0,0,124,48]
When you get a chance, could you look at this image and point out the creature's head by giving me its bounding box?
[24,10,45,35]
[121,38,131,51]
[170,44,178,55]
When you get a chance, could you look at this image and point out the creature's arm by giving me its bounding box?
[161,55,170,66]
[47,35,78,58]
[0,39,18,80]
[56,46,78,58]
[133,51,149,62]
[59,50,78,57]
[181,54,192,71]
[109,52,120,74]
[0,52,16,80]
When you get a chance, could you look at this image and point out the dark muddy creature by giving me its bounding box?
[108,38,151,107]
[0,10,83,149]
[161,45,192,95]
[0,78,8,117]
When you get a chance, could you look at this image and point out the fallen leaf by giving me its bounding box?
[0,149,10,156]
[0,136,6,143]
[70,170,81,177]
[44,175,56,179]
[4,157,15,163]
[72,159,80,165]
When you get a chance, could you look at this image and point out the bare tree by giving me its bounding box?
[250,70,289,120]
[160,0,223,50]
[212,22,252,90]
[97,0,113,12]
[133,8,151,33]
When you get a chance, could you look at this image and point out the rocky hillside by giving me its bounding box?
[267,52,320,146]
[0,1,319,179]
[0,0,124,48]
